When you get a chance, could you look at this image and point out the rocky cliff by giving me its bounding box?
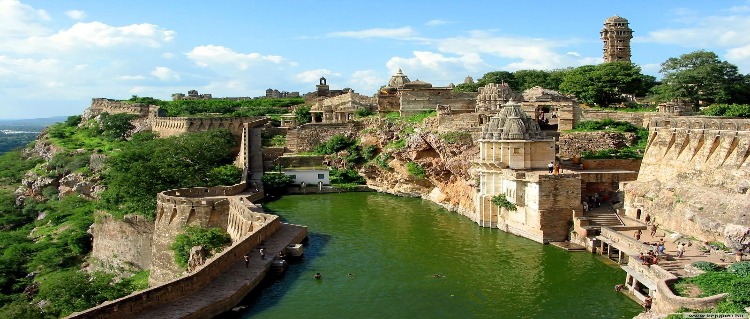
[357,117,478,219]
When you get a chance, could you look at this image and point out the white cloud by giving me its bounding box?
[386,51,487,84]
[7,22,176,55]
[186,45,285,70]
[425,19,450,27]
[566,51,581,57]
[639,15,750,48]
[151,66,180,81]
[119,75,145,81]
[0,0,50,38]
[327,27,417,39]
[162,52,175,59]
[65,10,86,20]
[349,70,383,93]
[295,69,338,83]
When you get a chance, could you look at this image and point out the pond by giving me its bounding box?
[236,192,641,319]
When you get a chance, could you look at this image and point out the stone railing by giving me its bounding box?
[600,226,653,255]
[159,183,248,199]
[648,116,750,131]
[625,259,728,313]
[67,210,280,319]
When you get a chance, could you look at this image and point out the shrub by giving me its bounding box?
[294,105,312,125]
[405,162,426,179]
[385,139,406,150]
[701,104,750,118]
[355,108,375,117]
[692,261,721,272]
[374,152,391,169]
[491,194,517,211]
[727,261,750,277]
[171,227,231,269]
[330,169,365,185]
[262,172,294,195]
[406,110,436,123]
[314,134,356,155]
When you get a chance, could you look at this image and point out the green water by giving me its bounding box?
[239,193,641,319]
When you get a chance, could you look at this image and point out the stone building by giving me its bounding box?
[309,91,377,124]
[601,15,633,63]
[475,82,523,113]
[377,69,476,115]
[474,100,580,243]
[265,89,300,98]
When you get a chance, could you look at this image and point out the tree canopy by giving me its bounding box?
[558,62,654,107]
[100,130,241,218]
[651,50,750,108]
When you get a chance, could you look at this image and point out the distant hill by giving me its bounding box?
[0,116,67,154]
[0,116,69,128]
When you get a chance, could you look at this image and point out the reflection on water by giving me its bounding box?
[236,193,640,319]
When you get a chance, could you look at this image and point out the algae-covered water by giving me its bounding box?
[237,192,641,319]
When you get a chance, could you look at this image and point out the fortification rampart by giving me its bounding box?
[150,183,268,285]
[623,115,750,244]
[150,116,267,138]
[86,98,155,119]
[67,212,281,319]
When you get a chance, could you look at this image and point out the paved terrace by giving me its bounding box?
[133,223,307,319]
[604,217,735,276]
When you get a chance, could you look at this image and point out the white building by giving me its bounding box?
[282,168,330,186]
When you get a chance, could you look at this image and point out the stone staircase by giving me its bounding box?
[584,210,624,227]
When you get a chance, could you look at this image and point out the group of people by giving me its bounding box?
[243,247,272,268]
[639,251,659,266]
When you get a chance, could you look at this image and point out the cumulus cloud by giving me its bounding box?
[295,69,339,82]
[119,75,145,81]
[349,70,383,93]
[65,9,86,20]
[150,67,180,81]
[186,45,285,70]
[7,22,176,55]
[327,27,417,39]
[425,19,450,27]
[0,0,50,38]
[639,15,750,48]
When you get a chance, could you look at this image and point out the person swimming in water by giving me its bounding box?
[314,272,322,279]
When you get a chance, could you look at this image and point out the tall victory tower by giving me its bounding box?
[600,15,633,63]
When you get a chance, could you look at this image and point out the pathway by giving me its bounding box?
[133,223,306,319]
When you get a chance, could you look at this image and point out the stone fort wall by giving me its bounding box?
[150,116,267,138]
[86,98,157,118]
[67,194,281,319]
[623,116,750,242]
[149,183,268,286]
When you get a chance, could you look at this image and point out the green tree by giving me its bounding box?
[559,62,647,106]
[652,50,749,109]
[294,105,312,125]
[100,130,238,218]
[99,112,137,140]
[513,70,551,91]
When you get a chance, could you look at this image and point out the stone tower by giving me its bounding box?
[600,15,633,63]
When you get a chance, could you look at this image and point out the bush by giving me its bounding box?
[701,104,750,118]
[405,162,426,179]
[314,134,356,155]
[355,108,375,117]
[491,194,517,211]
[171,227,231,269]
[692,261,722,272]
[262,173,294,196]
[374,153,391,169]
[330,169,365,185]
[294,105,312,125]
[727,261,750,277]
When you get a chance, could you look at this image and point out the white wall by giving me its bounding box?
[283,169,330,185]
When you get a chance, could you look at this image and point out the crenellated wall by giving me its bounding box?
[86,98,156,119]
[150,116,267,138]
[149,183,269,286]
[623,116,750,243]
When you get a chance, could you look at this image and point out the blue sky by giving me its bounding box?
[2,0,750,119]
